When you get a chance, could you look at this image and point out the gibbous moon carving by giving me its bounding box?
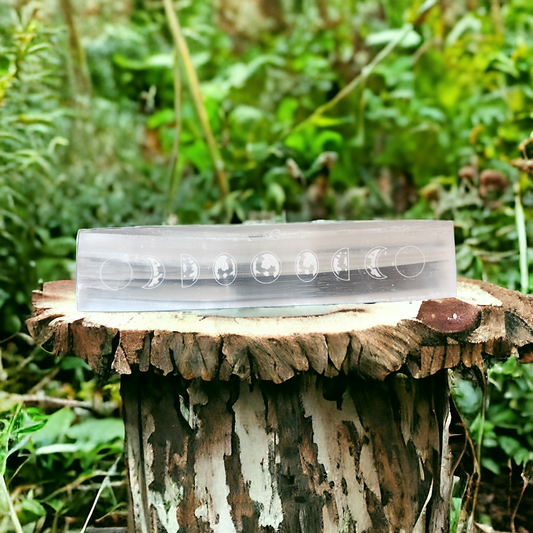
[100,257,133,291]
[331,248,350,281]
[213,253,237,286]
[365,246,388,280]
[296,250,319,282]
[181,254,200,288]
[141,256,165,289]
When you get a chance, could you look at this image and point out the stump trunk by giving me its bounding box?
[122,370,452,533]
[28,279,533,533]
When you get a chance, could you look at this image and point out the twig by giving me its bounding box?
[514,186,529,294]
[0,334,16,345]
[43,471,113,501]
[0,474,24,533]
[28,366,60,394]
[512,158,533,174]
[77,480,126,491]
[162,0,229,198]
[80,455,122,533]
[510,478,528,533]
[508,458,513,520]
[85,527,128,533]
[288,23,413,136]
[11,394,119,416]
[469,370,488,531]
[167,49,183,219]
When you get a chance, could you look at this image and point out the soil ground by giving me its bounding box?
[477,466,533,533]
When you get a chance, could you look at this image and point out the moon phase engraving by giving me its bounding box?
[365,246,388,280]
[141,256,165,289]
[213,253,237,286]
[181,254,200,288]
[331,248,350,281]
[395,246,425,278]
[251,252,282,284]
[295,250,319,282]
[100,257,133,291]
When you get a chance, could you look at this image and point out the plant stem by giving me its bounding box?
[162,0,229,198]
[510,479,528,533]
[289,23,413,136]
[80,456,122,533]
[59,0,91,96]
[515,186,529,293]
[167,49,182,219]
[0,474,24,533]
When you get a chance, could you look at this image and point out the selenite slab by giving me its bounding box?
[76,221,456,312]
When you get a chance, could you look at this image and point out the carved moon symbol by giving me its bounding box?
[213,253,238,286]
[331,248,350,281]
[100,257,133,291]
[251,252,282,284]
[181,254,200,288]
[395,246,426,278]
[295,250,319,282]
[141,256,165,289]
[365,246,388,280]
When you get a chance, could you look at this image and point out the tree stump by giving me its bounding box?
[27,279,533,533]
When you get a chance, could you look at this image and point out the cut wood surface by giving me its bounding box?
[27,279,533,382]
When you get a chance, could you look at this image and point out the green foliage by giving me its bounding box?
[484,358,533,470]
[0,403,125,531]
[1,0,533,529]
[0,338,125,530]
[453,359,533,473]
[0,4,68,334]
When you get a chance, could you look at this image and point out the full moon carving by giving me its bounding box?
[251,252,282,284]
[100,257,133,291]
[395,246,425,278]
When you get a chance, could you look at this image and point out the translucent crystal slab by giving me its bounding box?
[76,221,456,312]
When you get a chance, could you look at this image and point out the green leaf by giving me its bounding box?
[66,418,124,448]
[366,28,421,48]
[20,498,46,518]
[147,108,175,129]
[266,182,286,211]
[32,408,75,448]
[445,14,482,47]
[481,457,501,475]
[41,236,76,257]
[231,105,265,127]
[0,287,9,309]
[35,443,80,455]
[498,435,522,457]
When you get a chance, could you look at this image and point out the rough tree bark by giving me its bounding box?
[122,370,451,533]
[27,279,533,533]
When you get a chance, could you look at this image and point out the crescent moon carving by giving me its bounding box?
[365,246,388,280]
[141,256,165,289]
[181,254,200,288]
